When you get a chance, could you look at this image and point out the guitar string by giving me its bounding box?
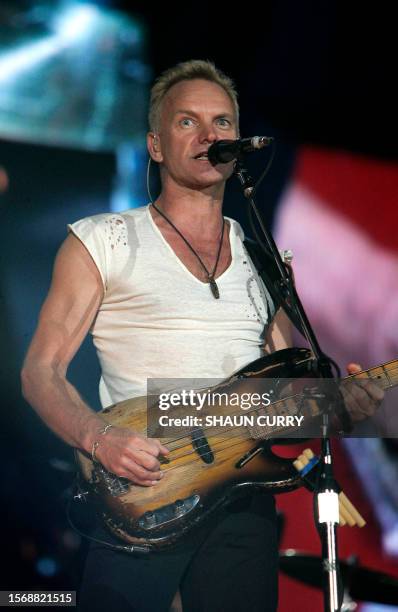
[144,359,397,454]
[162,390,389,469]
[161,437,264,475]
[154,404,317,470]
[160,430,259,476]
[157,390,309,453]
[100,360,392,534]
[103,366,396,482]
[93,367,395,480]
[160,423,305,476]
[155,367,391,454]
[160,411,311,468]
[157,361,393,471]
[147,371,392,469]
[146,368,329,449]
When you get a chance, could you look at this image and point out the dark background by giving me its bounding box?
[124,0,396,160]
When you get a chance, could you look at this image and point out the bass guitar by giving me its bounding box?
[76,347,397,550]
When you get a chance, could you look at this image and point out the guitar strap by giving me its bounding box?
[243,238,306,336]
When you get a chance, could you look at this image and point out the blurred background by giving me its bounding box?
[1,1,397,610]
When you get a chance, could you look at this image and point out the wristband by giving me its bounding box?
[91,423,113,462]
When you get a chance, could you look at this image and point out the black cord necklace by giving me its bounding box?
[151,203,225,299]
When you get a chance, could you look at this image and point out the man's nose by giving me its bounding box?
[198,123,218,143]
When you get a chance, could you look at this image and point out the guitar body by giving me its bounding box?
[76,347,316,550]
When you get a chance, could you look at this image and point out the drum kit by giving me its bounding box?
[279,549,398,609]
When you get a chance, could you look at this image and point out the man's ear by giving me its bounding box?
[147,132,163,163]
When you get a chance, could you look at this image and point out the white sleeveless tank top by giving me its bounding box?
[68,205,276,407]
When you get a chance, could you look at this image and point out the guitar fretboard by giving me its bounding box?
[246,358,398,439]
[359,359,398,389]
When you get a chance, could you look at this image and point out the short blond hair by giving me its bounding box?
[148,59,239,132]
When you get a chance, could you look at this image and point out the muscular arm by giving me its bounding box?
[21,234,104,448]
[21,234,168,485]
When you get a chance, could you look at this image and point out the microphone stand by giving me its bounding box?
[234,158,343,612]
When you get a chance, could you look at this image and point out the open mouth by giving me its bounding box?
[194,151,209,161]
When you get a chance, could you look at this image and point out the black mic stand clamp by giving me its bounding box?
[233,159,256,199]
[234,156,343,611]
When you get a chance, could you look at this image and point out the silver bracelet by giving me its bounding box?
[91,423,114,463]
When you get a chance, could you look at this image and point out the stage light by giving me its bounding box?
[0,3,148,149]
[0,4,101,84]
[0,38,58,83]
[53,4,100,43]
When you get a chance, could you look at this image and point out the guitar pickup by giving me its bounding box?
[191,427,214,464]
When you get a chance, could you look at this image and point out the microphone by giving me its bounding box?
[207,136,273,164]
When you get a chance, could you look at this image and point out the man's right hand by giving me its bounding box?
[93,426,170,486]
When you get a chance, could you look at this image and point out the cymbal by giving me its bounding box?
[280,550,398,605]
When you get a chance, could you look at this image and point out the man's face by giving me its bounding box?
[150,79,238,191]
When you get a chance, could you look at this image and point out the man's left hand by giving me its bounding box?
[341,363,384,423]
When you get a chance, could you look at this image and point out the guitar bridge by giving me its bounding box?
[138,495,200,530]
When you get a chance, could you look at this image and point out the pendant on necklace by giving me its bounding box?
[208,276,220,299]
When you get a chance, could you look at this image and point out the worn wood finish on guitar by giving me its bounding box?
[77,394,301,546]
[76,348,398,549]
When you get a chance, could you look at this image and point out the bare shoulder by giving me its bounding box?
[46,232,104,314]
[55,231,103,280]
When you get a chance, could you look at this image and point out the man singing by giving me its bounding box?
[21,60,383,612]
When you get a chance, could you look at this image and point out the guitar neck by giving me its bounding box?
[345,358,398,390]
[250,358,398,439]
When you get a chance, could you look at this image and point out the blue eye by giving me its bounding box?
[180,118,195,127]
[216,117,232,128]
